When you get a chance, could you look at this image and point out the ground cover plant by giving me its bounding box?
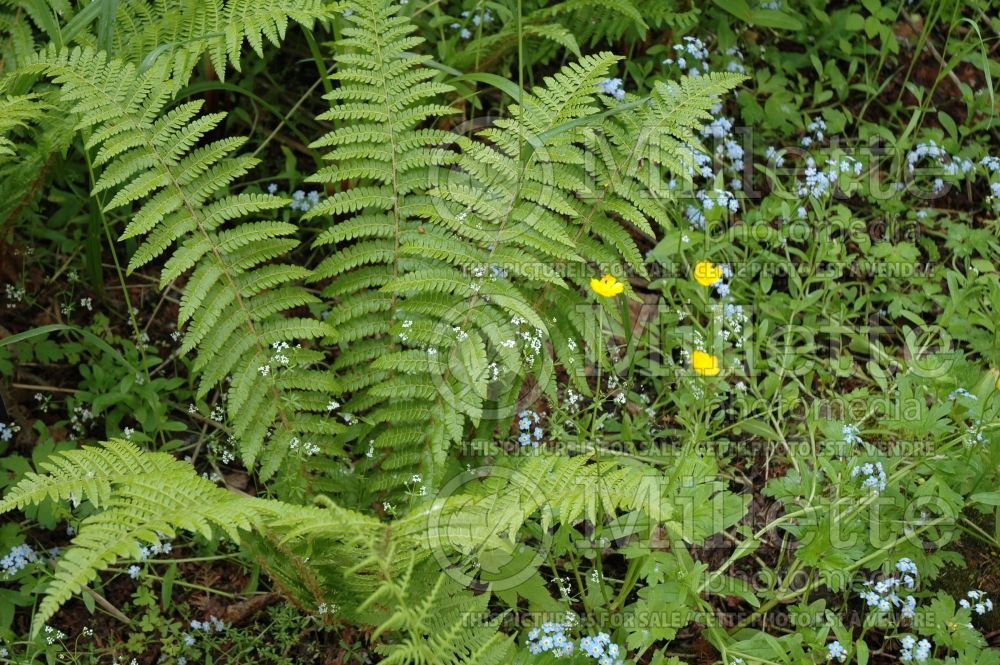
[1,0,1000,663]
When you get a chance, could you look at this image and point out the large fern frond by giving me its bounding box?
[304,0,461,490]
[0,441,277,634]
[0,441,403,635]
[23,46,337,477]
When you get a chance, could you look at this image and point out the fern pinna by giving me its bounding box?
[21,46,337,479]
[307,0,743,493]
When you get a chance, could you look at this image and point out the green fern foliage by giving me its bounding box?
[362,549,516,665]
[25,46,336,477]
[107,0,333,80]
[0,441,403,635]
[0,93,40,157]
[0,441,276,634]
[304,0,463,490]
[305,0,745,495]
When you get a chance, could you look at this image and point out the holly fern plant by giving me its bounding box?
[0,0,744,657]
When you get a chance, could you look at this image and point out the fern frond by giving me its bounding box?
[27,46,336,476]
[0,441,278,635]
[0,440,185,513]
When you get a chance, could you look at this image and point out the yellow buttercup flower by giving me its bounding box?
[590,274,624,298]
[691,350,720,376]
[693,260,723,286]
[995,375,1000,391]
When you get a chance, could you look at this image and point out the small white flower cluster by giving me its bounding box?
[965,419,986,447]
[398,318,412,342]
[959,589,993,615]
[34,392,50,413]
[128,564,141,579]
[597,78,626,101]
[271,340,291,366]
[43,625,65,646]
[826,640,847,662]
[851,460,887,493]
[720,303,747,342]
[1,543,38,577]
[663,36,710,76]
[215,435,237,464]
[289,436,320,456]
[406,473,427,496]
[191,615,225,633]
[518,410,544,447]
[900,635,932,663]
[0,420,20,442]
[507,316,543,366]
[70,404,94,438]
[4,283,25,308]
[860,558,918,618]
